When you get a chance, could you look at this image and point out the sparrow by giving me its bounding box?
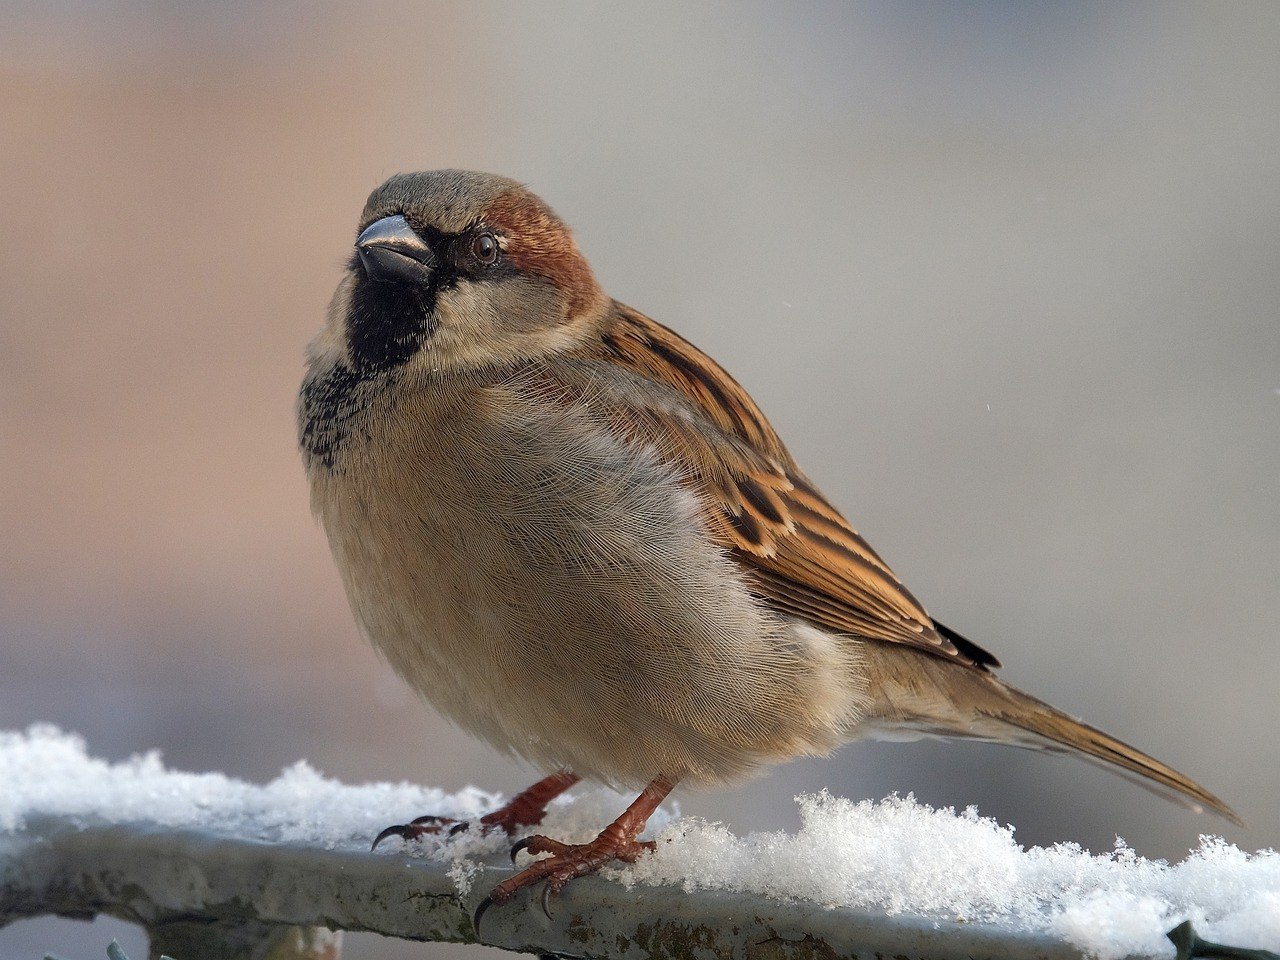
[298,169,1238,921]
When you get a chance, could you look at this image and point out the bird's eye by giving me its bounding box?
[471,232,499,266]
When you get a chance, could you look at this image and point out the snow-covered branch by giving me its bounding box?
[1,727,1276,959]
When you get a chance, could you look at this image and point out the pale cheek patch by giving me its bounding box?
[419,284,503,371]
[416,281,598,374]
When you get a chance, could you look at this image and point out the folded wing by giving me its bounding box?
[574,302,999,669]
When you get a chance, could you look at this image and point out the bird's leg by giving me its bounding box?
[475,775,675,927]
[372,771,580,849]
[477,771,582,834]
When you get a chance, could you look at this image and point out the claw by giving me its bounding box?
[449,821,470,836]
[540,882,555,921]
[510,836,535,865]
[472,895,495,934]
[409,814,454,827]
[372,814,463,850]
[370,823,411,851]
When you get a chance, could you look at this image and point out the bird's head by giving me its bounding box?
[329,170,607,378]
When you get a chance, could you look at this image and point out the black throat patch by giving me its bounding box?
[343,268,441,375]
[301,258,459,469]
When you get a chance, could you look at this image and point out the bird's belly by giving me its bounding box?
[309,386,866,785]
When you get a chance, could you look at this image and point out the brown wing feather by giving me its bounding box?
[578,302,998,669]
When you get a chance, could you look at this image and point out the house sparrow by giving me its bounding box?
[298,170,1238,919]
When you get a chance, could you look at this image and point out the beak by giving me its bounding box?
[356,214,435,284]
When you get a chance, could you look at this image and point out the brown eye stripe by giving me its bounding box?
[485,189,601,315]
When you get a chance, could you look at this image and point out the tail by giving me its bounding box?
[855,641,1242,826]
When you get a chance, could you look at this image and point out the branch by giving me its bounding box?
[1,812,1087,959]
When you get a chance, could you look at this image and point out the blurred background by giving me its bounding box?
[2,2,1278,957]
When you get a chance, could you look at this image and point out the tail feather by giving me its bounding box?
[855,641,1242,826]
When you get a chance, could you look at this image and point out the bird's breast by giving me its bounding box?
[302,366,865,784]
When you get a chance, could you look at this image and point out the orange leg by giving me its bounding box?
[372,771,580,850]
[474,775,676,930]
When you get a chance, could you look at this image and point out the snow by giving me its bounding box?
[3,725,1277,960]
[623,792,1280,959]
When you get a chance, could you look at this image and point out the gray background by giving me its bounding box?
[1,3,1276,957]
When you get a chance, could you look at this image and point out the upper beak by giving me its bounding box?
[356,214,435,284]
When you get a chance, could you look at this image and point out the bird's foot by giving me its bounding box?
[472,774,675,932]
[371,771,580,851]
[475,830,656,927]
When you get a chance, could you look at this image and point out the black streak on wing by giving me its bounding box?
[723,506,764,547]
[737,476,786,525]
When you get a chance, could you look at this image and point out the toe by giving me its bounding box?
[372,814,462,850]
[511,834,573,861]
[409,814,456,828]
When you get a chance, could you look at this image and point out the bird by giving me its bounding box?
[298,169,1238,920]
